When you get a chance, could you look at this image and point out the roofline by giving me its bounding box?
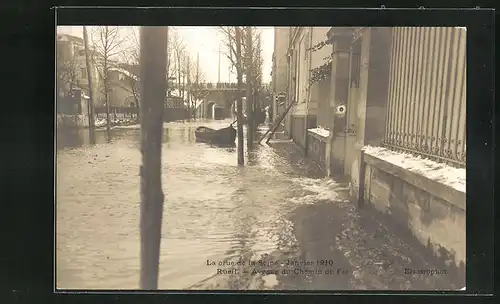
[57,33,84,43]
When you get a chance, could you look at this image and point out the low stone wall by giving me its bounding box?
[291,115,317,149]
[291,115,306,148]
[306,131,360,179]
[306,131,327,167]
[361,153,466,284]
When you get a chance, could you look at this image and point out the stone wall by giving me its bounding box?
[291,115,316,149]
[306,132,327,167]
[291,116,306,148]
[362,153,465,284]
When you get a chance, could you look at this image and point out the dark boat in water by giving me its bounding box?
[195,125,237,145]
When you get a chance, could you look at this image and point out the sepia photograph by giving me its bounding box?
[56,25,467,291]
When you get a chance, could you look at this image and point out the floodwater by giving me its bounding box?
[56,119,462,291]
[57,119,326,290]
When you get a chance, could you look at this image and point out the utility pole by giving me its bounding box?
[82,26,95,140]
[235,26,244,166]
[245,26,254,149]
[139,26,167,290]
[195,53,199,120]
[186,55,191,121]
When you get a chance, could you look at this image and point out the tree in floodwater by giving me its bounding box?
[90,26,127,133]
[219,27,265,154]
[244,26,254,149]
[123,27,177,121]
[139,26,168,290]
[219,26,245,165]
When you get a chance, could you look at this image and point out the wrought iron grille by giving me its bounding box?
[382,27,466,168]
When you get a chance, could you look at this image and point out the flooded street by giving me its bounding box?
[56,119,461,291]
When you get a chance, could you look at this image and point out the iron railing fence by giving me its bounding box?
[382,27,466,168]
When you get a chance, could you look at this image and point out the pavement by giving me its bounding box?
[189,126,463,291]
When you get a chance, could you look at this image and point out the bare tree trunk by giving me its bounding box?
[103,27,112,134]
[245,26,254,149]
[134,91,140,121]
[139,26,167,290]
[105,82,111,134]
[235,27,244,166]
[83,26,95,139]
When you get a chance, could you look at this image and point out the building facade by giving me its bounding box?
[274,26,466,284]
[271,27,290,123]
[56,34,102,103]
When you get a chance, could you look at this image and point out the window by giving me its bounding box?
[350,53,361,88]
[350,41,362,88]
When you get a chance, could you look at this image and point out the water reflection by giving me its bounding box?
[246,149,260,166]
[57,128,107,150]
[56,120,333,289]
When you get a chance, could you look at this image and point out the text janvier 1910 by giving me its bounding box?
[206,259,350,276]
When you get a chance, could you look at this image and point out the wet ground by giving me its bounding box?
[56,119,461,291]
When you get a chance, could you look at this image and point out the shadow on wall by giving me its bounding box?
[364,165,466,288]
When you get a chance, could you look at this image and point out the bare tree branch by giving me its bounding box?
[218,26,246,77]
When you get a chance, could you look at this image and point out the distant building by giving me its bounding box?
[273,26,466,280]
[107,65,138,108]
[56,33,101,102]
[271,27,290,122]
[282,26,330,147]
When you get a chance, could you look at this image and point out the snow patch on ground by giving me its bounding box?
[308,127,330,138]
[363,146,465,193]
[113,124,140,129]
[94,117,138,129]
[95,118,107,127]
[287,177,349,205]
